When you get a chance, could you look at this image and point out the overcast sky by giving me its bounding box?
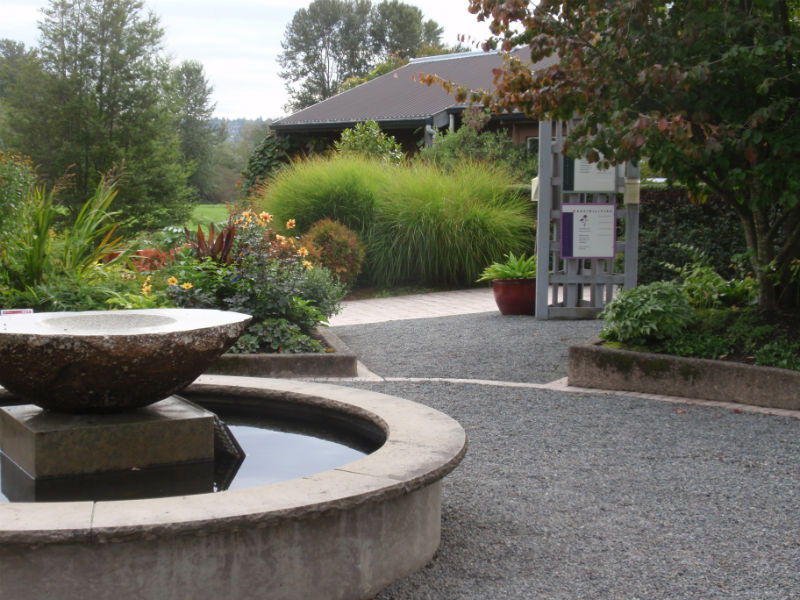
[1,0,494,120]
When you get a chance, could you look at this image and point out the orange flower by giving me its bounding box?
[286,219,296,229]
[302,260,313,270]
[167,277,178,286]
[259,211,273,222]
[298,246,309,257]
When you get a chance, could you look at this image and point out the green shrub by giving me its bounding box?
[334,120,403,164]
[0,151,36,232]
[418,109,537,182]
[754,339,800,371]
[638,188,746,283]
[367,162,536,286]
[295,262,348,318]
[663,243,757,309]
[230,318,324,354]
[600,281,695,345]
[648,307,800,371]
[300,219,366,287]
[254,155,388,234]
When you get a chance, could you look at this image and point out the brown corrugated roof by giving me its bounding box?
[271,50,555,131]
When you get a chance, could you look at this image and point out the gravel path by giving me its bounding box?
[332,314,800,600]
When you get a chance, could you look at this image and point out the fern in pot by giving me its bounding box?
[477,253,537,315]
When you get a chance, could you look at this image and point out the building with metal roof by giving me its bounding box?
[270,49,554,152]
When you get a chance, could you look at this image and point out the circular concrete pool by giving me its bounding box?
[0,375,467,600]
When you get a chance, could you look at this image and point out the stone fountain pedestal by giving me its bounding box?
[0,308,252,502]
[0,396,219,502]
[0,396,215,478]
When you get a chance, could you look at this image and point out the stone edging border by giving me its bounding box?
[568,338,800,410]
[568,337,800,411]
[206,327,358,378]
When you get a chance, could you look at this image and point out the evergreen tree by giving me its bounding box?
[2,0,193,232]
[171,60,225,202]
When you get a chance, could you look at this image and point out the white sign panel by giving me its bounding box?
[560,203,616,259]
[572,158,618,192]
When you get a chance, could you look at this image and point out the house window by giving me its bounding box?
[526,136,539,156]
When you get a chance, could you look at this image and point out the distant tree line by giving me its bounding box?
[0,0,224,233]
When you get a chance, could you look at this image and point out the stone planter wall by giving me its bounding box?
[568,338,800,411]
[207,327,358,378]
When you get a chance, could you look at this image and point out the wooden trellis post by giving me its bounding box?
[535,120,640,320]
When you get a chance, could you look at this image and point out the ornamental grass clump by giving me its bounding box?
[253,155,389,235]
[367,162,535,286]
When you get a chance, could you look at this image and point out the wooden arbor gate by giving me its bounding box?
[535,120,640,320]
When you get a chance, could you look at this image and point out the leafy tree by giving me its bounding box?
[279,0,443,110]
[370,0,442,59]
[170,60,225,202]
[238,133,292,198]
[1,0,193,233]
[434,0,800,313]
[279,0,374,111]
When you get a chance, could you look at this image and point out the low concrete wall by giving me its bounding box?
[207,327,358,378]
[568,338,800,411]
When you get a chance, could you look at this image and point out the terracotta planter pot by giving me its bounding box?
[491,278,536,315]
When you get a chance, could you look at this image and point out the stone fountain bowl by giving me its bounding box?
[0,309,252,413]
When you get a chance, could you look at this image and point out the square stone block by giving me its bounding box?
[0,396,215,478]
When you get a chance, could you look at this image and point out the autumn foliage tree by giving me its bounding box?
[426,0,800,313]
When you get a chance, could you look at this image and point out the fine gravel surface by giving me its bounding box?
[331,314,800,600]
[333,312,603,383]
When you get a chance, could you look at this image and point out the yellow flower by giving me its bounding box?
[276,234,285,242]
[167,277,178,286]
[181,282,193,290]
[302,260,313,270]
[298,246,309,257]
[286,219,296,229]
[141,285,152,296]
[259,211,273,223]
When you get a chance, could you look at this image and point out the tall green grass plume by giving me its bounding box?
[253,155,389,235]
[367,161,535,287]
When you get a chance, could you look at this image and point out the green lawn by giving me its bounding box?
[186,203,231,230]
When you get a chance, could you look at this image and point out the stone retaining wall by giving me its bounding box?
[207,327,358,378]
[568,338,800,411]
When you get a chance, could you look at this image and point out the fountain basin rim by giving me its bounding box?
[0,375,467,545]
[0,308,251,336]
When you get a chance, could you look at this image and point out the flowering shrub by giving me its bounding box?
[162,209,346,353]
[300,219,365,287]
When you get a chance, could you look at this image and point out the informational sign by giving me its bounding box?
[572,158,618,192]
[560,203,616,259]
[564,157,620,193]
